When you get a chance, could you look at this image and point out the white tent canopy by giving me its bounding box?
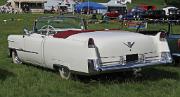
[8,0,47,3]
[7,0,47,12]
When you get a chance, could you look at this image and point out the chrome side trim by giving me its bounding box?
[8,40,15,42]
[172,53,180,57]
[10,48,38,54]
[17,49,38,54]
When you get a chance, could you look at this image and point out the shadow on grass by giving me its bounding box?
[76,67,179,84]
[0,68,15,81]
[20,63,180,84]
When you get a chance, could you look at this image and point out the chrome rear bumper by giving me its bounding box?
[88,59,172,74]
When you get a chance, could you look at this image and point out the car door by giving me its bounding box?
[22,32,45,66]
[168,34,180,57]
[167,24,180,58]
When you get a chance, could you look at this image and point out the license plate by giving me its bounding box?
[126,54,138,62]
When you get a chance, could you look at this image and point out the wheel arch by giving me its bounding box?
[53,64,69,71]
[9,48,16,57]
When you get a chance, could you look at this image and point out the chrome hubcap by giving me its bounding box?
[61,68,69,77]
[12,52,22,64]
[59,67,71,79]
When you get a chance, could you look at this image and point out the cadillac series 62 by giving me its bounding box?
[8,16,172,79]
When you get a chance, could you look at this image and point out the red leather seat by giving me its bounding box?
[53,30,95,38]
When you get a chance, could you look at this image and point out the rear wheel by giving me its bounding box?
[59,66,71,80]
[12,51,22,64]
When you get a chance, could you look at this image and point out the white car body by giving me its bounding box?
[8,16,172,75]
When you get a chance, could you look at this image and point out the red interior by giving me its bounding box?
[53,29,120,39]
[53,30,95,38]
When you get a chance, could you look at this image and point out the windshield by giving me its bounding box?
[34,16,84,31]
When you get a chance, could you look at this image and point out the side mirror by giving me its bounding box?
[24,28,30,35]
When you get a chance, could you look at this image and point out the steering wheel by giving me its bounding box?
[39,25,55,31]
[47,25,56,35]
[39,25,56,35]
[39,25,48,31]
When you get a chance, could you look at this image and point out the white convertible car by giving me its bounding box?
[8,16,172,79]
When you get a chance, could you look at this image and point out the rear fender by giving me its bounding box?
[153,32,170,52]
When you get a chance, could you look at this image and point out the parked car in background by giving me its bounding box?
[163,6,178,16]
[8,16,172,79]
[105,11,120,19]
[141,10,166,20]
[167,23,180,65]
[168,9,180,21]
[122,11,144,20]
[137,21,180,65]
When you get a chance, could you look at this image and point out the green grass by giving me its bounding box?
[0,0,6,5]
[0,0,166,9]
[127,0,166,9]
[90,0,166,9]
[89,0,166,8]
[1,13,180,97]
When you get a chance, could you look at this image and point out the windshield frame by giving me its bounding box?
[32,16,86,35]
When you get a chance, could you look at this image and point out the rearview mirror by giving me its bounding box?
[24,28,30,35]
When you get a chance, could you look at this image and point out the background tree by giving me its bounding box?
[165,0,180,8]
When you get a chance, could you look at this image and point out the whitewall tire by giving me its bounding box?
[59,67,71,80]
[12,51,22,64]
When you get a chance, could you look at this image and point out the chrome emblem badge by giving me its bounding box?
[123,42,135,48]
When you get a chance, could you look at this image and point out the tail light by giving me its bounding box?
[160,32,167,41]
[88,38,95,48]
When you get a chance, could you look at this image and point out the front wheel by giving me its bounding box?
[12,51,22,64]
[59,67,71,80]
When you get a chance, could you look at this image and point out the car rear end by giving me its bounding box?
[80,31,172,74]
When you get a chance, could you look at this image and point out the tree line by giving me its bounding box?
[165,0,180,8]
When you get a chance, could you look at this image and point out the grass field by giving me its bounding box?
[0,0,166,8]
[0,0,6,5]
[88,0,166,9]
[127,0,166,9]
[0,13,180,97]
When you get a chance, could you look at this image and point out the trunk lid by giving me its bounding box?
[68,30,158,65]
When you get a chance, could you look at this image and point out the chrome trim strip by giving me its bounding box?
[8,40,15,42]
[145,59,159,61]
[99,61,170,71]
[144,52,153,55]
[11,48,39,54]
[100,60,171,71]
[101,61,120,64]
[172,53,180,57]
[88,59,172,73]
[100,53,157,59]
[100,56,159,64]
[145,56,159,59]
